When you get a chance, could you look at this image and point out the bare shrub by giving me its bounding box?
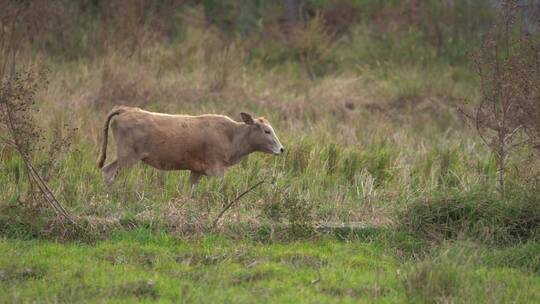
[511,41,540,152]
[0,68,46,158]
[0,68,75,222]
[38,119,77,182]
[0,3,75,224]
[460,1,540,194]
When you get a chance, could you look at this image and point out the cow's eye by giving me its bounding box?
[264,130,271,134]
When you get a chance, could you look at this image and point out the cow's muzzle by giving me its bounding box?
[273,147,285,155]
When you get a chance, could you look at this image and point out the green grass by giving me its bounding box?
[1,231,538,303]
[0,230,401,303]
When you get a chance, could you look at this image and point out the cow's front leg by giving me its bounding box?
[188,171,202,197]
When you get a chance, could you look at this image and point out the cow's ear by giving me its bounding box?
[241,112,255,125]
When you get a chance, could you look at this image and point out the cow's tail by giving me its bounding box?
[97,107,125,168]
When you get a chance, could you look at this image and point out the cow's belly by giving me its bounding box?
[141,142,214,174]
[142,153,211,173]
[142,157,186,171]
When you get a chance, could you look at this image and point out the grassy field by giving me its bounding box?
[1,1,539,303]
[1,230,539,303]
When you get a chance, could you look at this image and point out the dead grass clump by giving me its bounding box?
[295,75,370,124]
[160,198,210,238]
[276,99,307,122]
[43,215,121,242]
[95,56,158,108]
[207,42,246,92]
[364,96,454,128]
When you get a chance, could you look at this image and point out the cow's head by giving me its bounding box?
[241,112,284,155]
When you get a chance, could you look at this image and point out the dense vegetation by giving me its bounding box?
[1,0,539,302]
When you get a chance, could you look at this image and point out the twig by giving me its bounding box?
[211,179,268,229]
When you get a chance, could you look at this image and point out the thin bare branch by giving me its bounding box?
[212,179,270,229]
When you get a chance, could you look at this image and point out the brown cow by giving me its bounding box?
[97,106,284,190]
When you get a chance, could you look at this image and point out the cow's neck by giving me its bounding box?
[229,124,255,164]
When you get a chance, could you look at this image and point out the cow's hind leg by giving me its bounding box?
[103,160,119,188]
[102,147,141,188]
[207,167,225,180]
[188,171,202,197]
